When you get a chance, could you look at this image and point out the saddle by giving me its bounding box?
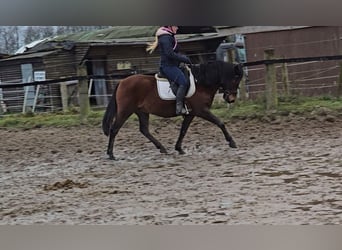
[155,66,196,100]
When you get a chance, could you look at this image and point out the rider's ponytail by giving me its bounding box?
[146,34,158,54]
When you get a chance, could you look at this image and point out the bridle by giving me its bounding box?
[221,73,242,102]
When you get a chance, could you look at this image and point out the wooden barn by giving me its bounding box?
[0,49,75,112]
[239,26,342,98]
[0,26,227,112]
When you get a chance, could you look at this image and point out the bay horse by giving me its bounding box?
[102,60,244,160]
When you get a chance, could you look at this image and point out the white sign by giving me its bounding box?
[34,71,46,81]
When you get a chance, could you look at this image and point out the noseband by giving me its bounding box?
[222,79,238,97]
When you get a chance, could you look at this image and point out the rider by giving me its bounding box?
[146,26,192,115]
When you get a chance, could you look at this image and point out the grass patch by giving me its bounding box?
[211,99,264,120]
[277,96,342,114]
[0,112,82,128]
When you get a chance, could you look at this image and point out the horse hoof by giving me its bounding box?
[177,149,186,155]
[160,148,168,154]
[108,155,116,160]
[229,142,237,148]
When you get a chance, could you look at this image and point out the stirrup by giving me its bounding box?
[184,104,190,114]
[176,105,189,115]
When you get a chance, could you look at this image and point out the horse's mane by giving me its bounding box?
[190,61,236,87]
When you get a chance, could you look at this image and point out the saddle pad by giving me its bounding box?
[156,69,196,100]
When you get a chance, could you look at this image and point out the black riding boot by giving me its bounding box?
[175,85,189,115]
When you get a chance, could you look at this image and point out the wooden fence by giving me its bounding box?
[1,51,342,120]
[242,49,342,110]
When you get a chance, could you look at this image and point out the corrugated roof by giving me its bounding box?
[16,26,222,54]
[15,38,49,54]
[0,53,9,59]
[217,26,310,36]
[52,26,160,42]
[88,32,225,46]
[0,50,58,62]
[50,26,218,43]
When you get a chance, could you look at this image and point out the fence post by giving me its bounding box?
[0,86,4,114]
[264,49,278,110]
[239,75,247,101]
[77,64,90,122]
[60,83,69,112]
[281,61,290,96]
[338,62,342,97]
[0,94,3,114]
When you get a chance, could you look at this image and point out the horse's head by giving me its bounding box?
[220,63,244,103]
[192,61,244,103]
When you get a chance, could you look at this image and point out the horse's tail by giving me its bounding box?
[102,83,119,136]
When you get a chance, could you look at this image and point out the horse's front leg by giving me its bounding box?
[175,115,194,154]
[136,111,167,153]
[198,110,237,148]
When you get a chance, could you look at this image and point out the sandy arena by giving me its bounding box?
[0,113,341,224]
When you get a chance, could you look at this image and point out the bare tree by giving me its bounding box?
[56,26,111,35]
[24,26,42,45]
[0,26,20,54]
[40,26,55,39]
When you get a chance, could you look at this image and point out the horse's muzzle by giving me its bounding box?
[223,93,236,103]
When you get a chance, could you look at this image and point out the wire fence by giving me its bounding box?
[248,49,341,111]
[0,78,116,115]
[244,59,340,99]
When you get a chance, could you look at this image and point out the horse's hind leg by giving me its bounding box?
[136,111,167,153]
[107,113,131,160]
[175,115,194,154]
[107,123,121,160]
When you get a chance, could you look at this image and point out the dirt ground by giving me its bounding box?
[0,112,342,225]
